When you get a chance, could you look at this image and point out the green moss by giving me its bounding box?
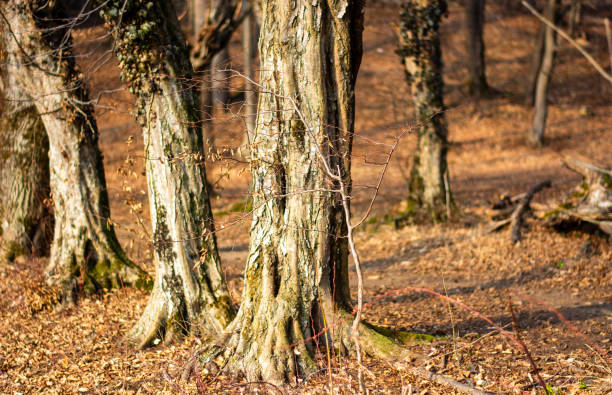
[367,323,439,345]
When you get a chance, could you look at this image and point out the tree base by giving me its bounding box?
[191,309,427,386]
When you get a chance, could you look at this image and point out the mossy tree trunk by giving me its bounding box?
[0,44,52,262]
[100,0,234,347]
[465,0,489,96]
[529,0,559,147]
[196,0,411,385]
[1,1,147,301]
[397,0,452,221]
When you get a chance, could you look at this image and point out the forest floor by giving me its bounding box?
[1,2,611,394]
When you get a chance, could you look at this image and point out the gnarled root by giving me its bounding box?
[190,309,427,386]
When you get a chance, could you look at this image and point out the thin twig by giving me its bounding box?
[508,296,548,393]
[605,18,612,74]
[521,0,612,84]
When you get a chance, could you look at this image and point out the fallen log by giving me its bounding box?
[544,157,612,236]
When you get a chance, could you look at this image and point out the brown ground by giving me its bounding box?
[1,3,611,394]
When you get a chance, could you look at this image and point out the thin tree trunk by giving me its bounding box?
[211,47,230,110]
[525,22,546,106]
[465,0,489,96]
[0,46,52,262]
[197,0,410,384]
[100,0,234,347]
[397,0,452,221]
[240,2,256,154]
[192,0,215,154]
[530,0,559,147]
[1,1,147,301]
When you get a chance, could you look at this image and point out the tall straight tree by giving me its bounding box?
[0,38,52,262]
[397,0,452,221]
[1,0,147,301]
[465,0,489,96]
[99,0,235,347]
[199,0,410,384]
[529,0,559,146]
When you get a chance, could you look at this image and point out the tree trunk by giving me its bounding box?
[196,0,409,385]
[190,0,245,155]
[211,47,230,110]
[530,0,559,147]
[1,1,147,301]
[465,0,489,96]
[240,2,256,154]
[397,0,452,221]
[525,21,545,106]
[0,45,52,262]
[100,0,235,347]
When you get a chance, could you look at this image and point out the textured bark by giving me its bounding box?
[195,0,408,385]
[465,0,489,96]
[397,0,452,221]
[1,1,147,300]
[100,0,234,347]
[530,0,559,147]
[0,46,52,262]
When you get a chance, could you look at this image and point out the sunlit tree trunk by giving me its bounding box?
[465,0,489,96]
[529,0,559,147]
[100,0,234,347]
[1,1,147,301]
[195,0,410,385]
[0,44,52,262]
[397,0,452,221]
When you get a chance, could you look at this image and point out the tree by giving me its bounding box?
[396,0,452,221]
[529,0,559,147]
[191,0,246,153]
[0,39,52,262]
[1,0,147,302]
[99,0,235,347]
[465,0,489,96]
[196,0,411,384]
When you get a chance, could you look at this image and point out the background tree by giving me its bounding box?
[1,0,147,301]
[0,38,52,262]
[396,0,452,221]
[465,0,489,96]
[190,0,247,153]
[529,0,560,146]
[198,0,412,384]
[99,0,235,347]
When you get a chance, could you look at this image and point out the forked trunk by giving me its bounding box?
[465,0,489,96]
[397,0,452,221]
[0,49,52,262]
[530,0,559,147]
[100,0,234,346]
[1,1,147,301]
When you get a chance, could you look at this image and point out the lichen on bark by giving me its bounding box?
[0,49,52,262]
[1,0,149,302]
[396,0,453,222]
[194,0,418,385]
[98,0,235,347]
